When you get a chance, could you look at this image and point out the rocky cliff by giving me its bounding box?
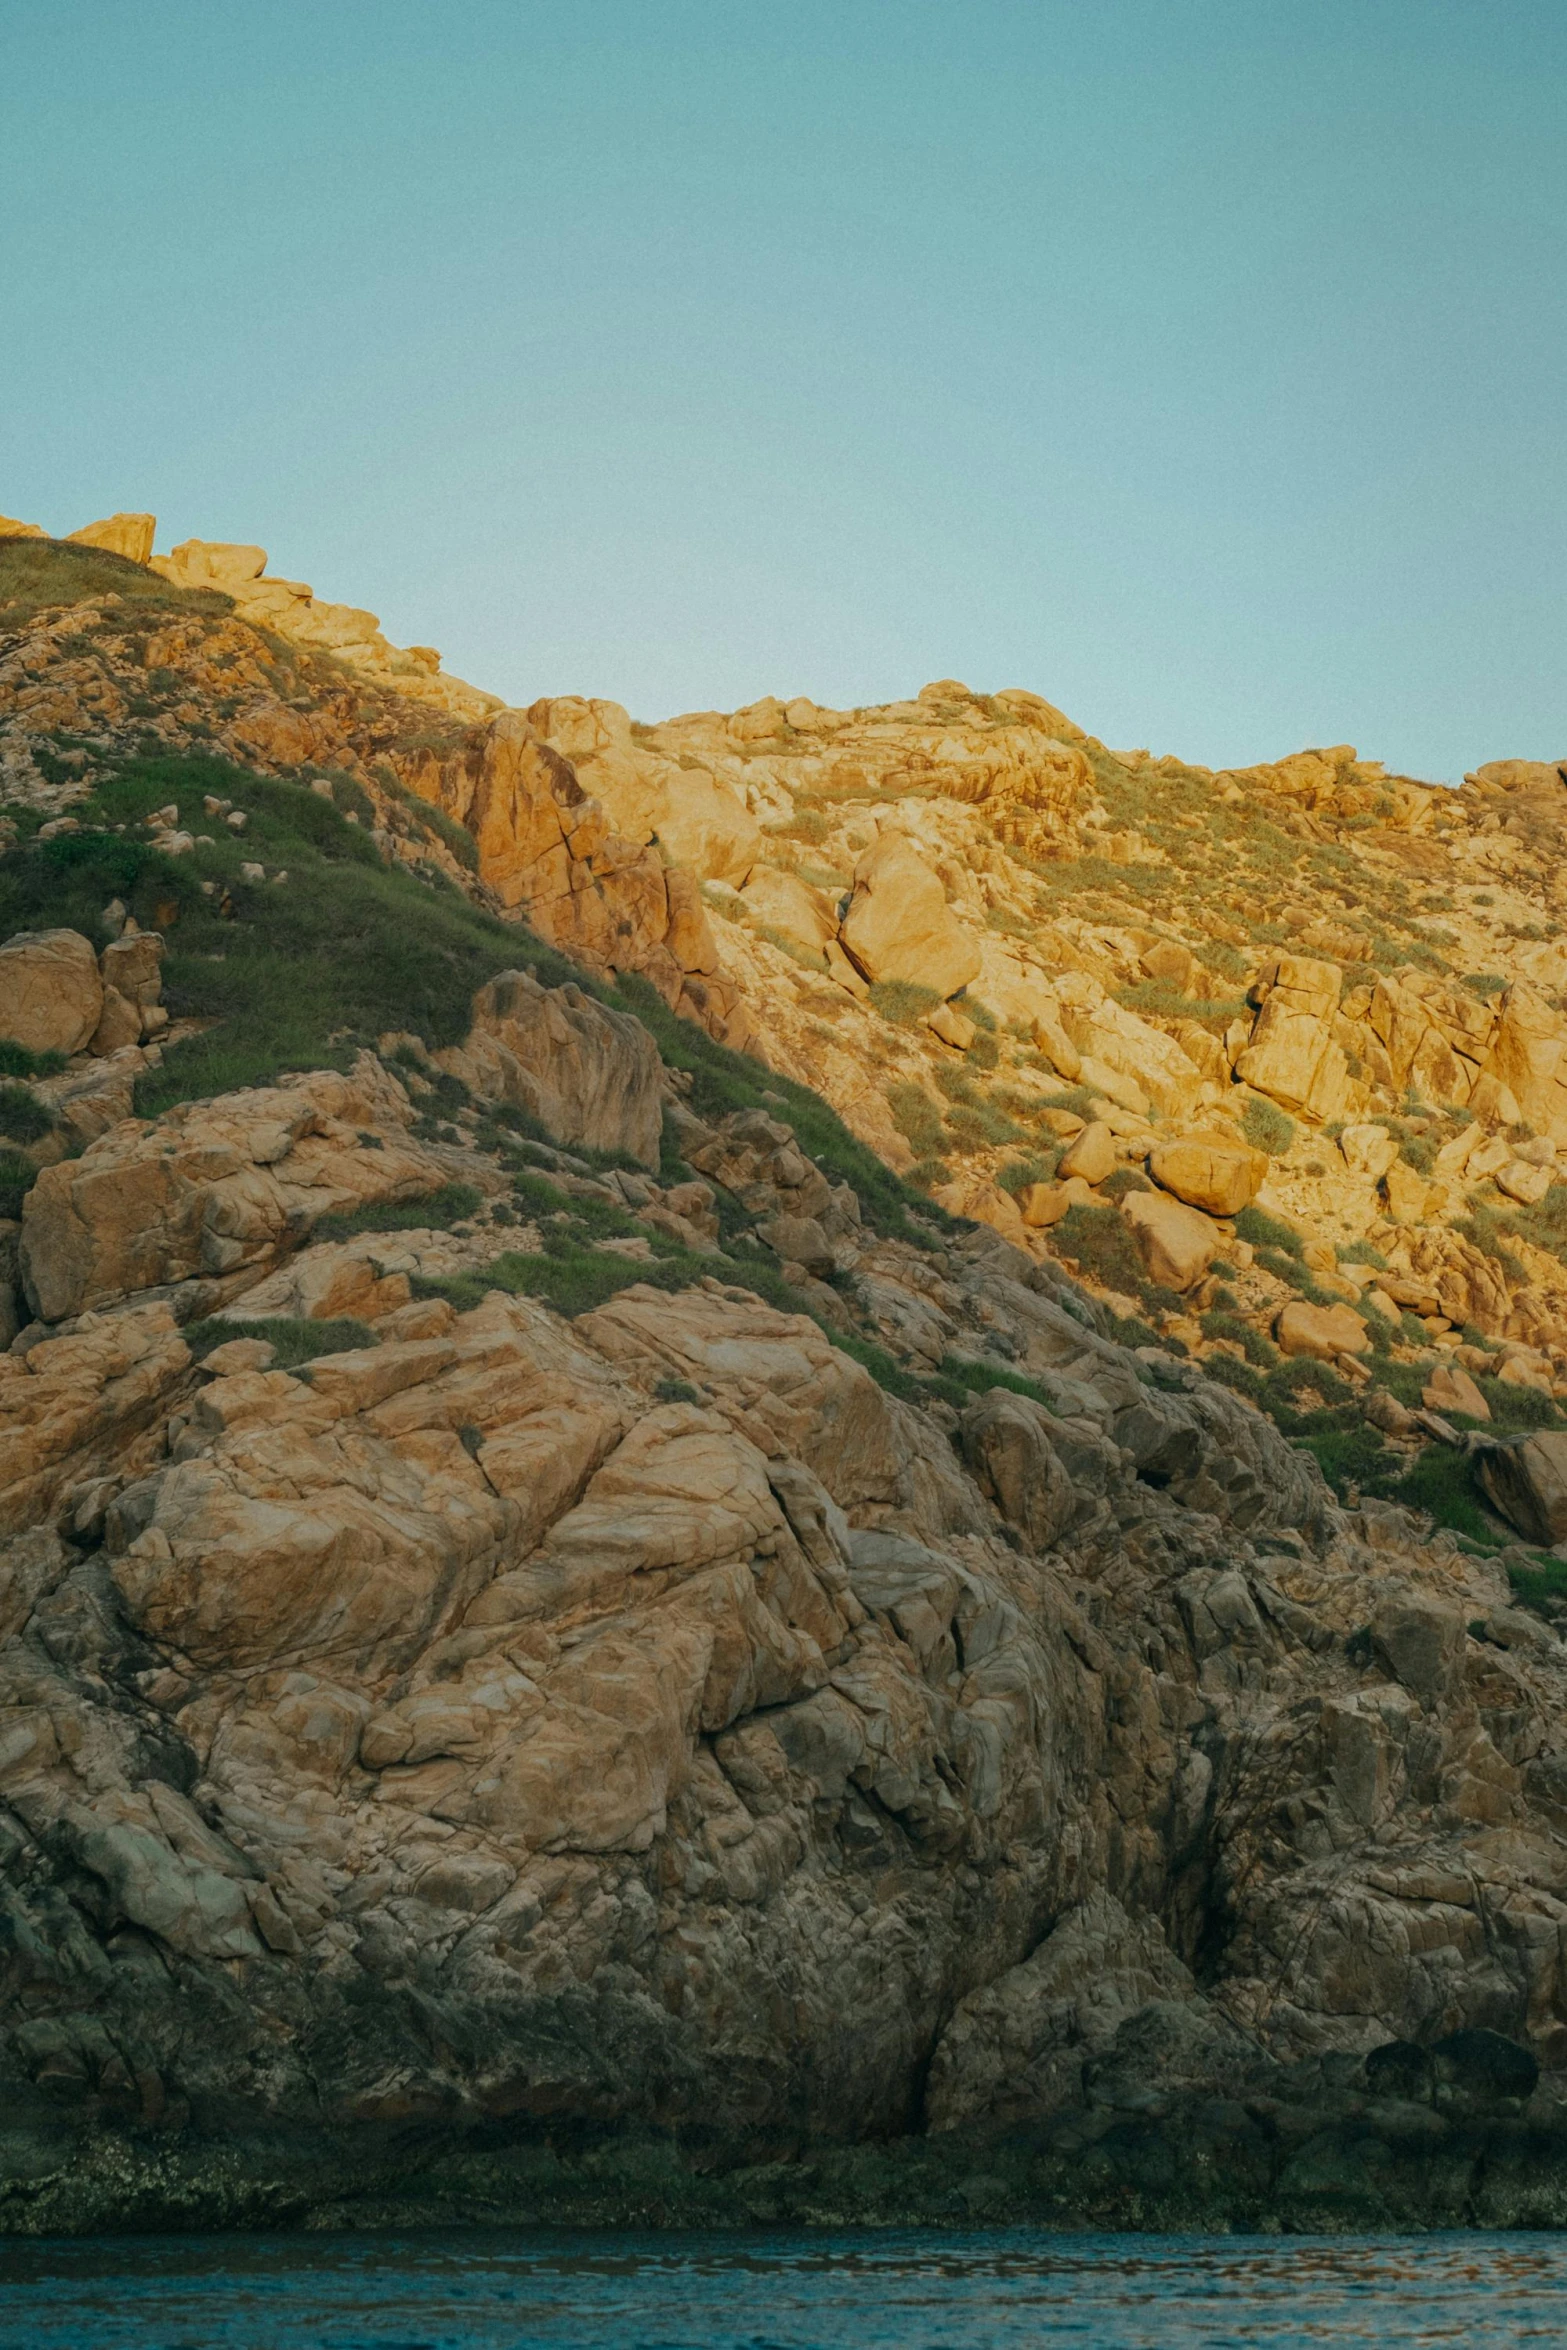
[6,515,1567,2230]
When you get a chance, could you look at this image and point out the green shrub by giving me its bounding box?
[1389,1446,1498,1545]
[1241,1097,1296,1157]
[1053,1203,1180,1314]
[0,1084,53,1145]
[967,1029,1000,1070]
[997,1152,1059,1194]
[1234,1203,1305,1258]
[183,1314,379,1369]
[867,979,942,1027]
[0,1041,66,1081]
[312,1182,483,1242]
[887,1081,945,1160]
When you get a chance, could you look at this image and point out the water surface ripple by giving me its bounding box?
[1,2227,1565,2347]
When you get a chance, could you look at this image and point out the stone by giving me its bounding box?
[1030,1005,1082,1083]
[1423,1363,1490,1421]
[839,834,981,999]
[959,1390,1075,1549]
[931,1178,1028,1244]
[88,986,141,1056]
[0,929,103,1055]
[1235,953,1350,1120]
[925,1002,976,1051]
[18,1056,449,1323]
[1340,1124,1400,1180]
[1148,1136,1266,1216]
[740,869,837,959]
[1274,1300,1371,1359]
[1120,1191,1218,1291]
[1057,1121,1116,1185]
[1384,1160,1436,1224]
[1478,1431,1567,1544]
[1496,1160,1553,1206]
[1017,1181,1076,1227]
[66,512,156,564]
[438,969,664,1169]
[1140,940,1195,990]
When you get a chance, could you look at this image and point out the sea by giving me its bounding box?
[0,2228,1564,2348]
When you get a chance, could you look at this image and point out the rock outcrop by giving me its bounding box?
[11,519,1567,2231]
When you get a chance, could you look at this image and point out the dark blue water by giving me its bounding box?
[0,2228,1563,2347]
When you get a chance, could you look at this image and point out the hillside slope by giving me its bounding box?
[4,516,1567,2229]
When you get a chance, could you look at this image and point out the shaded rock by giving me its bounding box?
[1478,1430,1567,1545]
[442,968,663,1169]
[1120,1190,1217,1291]
[0,929,103,1055]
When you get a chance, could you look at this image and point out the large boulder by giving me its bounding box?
[66,512,156,563]
[839,834,980,999]
[1120,1190,1218,1291]
[1274,1300,1370,1360]
[440,969,664,1169]
[959,1389,1076,1549]
[1483,984,1567,1143]
[1234,952,1352,1120]
[1057,1121,1116,1185]
[1148,1136,1265,1217]
[1478,1431,1567,1545]
[0,929,103,1055]
[740,868,838,958]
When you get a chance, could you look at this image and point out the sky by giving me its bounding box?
[2,1,1564,780]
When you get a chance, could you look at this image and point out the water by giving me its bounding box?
[0,2228,1564,2347]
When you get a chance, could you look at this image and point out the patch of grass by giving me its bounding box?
[1241,1097,1296,1156]
[0,1084,54,1145]
[997,1152,1059,1195]
[1478,1377,1564,1431]
[0,536,232,626]
[0,1041,66,1081]
[1052,1203,1180,1316]
[886,1081,946,1161]
[312,1181,483,1242]
[1389,1445,1497,1545]
[1115,978,1247,1025]
[1300,1420,1401,1500]
[1200,1307,1277,1368]
[867,979,942,1027]
[1234,1203,1305,1259]
[0,755,589,1115]
[183,1314,379,1369]
[1494,1181,1567,1272]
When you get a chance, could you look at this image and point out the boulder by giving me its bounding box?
[1497,1159,1553,1206]
[1339,1123,1400,1180]
[0,929,103,1055]
[66,512,156,564]
[839,834,980,1000]
[656,769,762,886]
[1423,1363,1490,1421]
[1274,1301,1370,1360]
[925,1002,975,1051]
[1057,1121,1116,1186]
[441,969,664,1169]
[931,1177,1028,1244]
[1483,984,1567,1142]
[959,1390,1075,1549]
[1477,1430,1567,1545]
[1235,952,1351,1120]
[1148,1136,1265,1216]
[740,868,838,959]
[1384,1161,1436,1224]
[1120,1191,1218,1291]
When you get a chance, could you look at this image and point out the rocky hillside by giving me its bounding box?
[6,512,1567,2229]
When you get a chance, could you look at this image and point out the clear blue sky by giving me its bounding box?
[3,2,1563,778]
